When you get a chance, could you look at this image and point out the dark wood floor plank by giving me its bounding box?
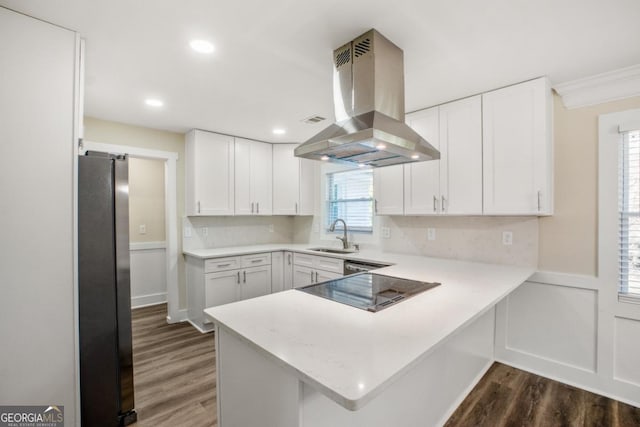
[503,374,548,426]
[446,362,639,427]
[615,400,640,426]
[130,304,216,427]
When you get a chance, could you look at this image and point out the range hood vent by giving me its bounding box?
[295,29,439,168]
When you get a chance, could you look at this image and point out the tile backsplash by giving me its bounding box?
[379,216,538,267]
[183,216,294,250]
[185,214,538,268]
[294,215,538,267]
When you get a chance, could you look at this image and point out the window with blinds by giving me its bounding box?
[326,169,373,233]
[619,129,640,300]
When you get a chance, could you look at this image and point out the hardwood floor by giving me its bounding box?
[445,363,640,427]
[130,304,216,427]
[129,305,639,427]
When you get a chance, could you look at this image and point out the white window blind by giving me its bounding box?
[326,169,373,233]
[618,129,640,300]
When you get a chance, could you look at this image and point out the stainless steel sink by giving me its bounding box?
[308,247,357,254]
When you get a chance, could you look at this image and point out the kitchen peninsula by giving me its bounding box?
[201,247,533,427]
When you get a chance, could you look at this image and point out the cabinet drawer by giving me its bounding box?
[293,253,315,268]
[315,256,343,274]
[204,256,242,273]
[293,253,344,274]
[241,252,271,268]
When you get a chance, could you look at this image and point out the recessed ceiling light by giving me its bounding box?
[272,128,286,135]
[189,39,215,54]
[411,154,420,159]
[145,98,164,107]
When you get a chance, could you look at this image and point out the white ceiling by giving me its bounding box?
[2,0,639,143]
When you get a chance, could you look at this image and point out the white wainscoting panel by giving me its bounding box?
[614,316,640,387]
[496,271,640,408]
[503,281,597,372]
[130,241,167,308]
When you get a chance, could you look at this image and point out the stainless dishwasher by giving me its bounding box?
[343,259,390,276]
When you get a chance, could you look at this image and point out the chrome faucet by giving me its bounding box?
[329,218,349,249]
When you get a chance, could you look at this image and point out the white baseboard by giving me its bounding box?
[187,319,214,334]
[167,308,188,324]
[131,292,166,309]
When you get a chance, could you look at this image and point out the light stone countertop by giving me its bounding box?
[196,244,534,411]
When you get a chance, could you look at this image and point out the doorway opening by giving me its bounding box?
[128,157,167,308]
[81,140,181,322]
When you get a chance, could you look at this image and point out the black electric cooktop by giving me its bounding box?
[297,272,441,312]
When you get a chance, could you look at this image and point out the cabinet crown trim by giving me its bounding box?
[554,64,640,109]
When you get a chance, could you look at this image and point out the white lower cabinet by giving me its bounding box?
[240,265,272,299]
[292,253,343,288]
[187,252,272,332]
[293,265,314,288]
[205,270,240,308]
[283,251,294,290]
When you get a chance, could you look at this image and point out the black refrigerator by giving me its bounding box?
[78,151,137,426]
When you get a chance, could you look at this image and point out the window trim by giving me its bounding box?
[325,168,374,234]
[598,108,640,305]
[319,163,379,244]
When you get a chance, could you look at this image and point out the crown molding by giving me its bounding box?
[553,64,640,109]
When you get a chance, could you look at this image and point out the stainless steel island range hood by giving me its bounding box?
[295,29,439,167]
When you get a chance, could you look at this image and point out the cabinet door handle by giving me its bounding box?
[243,271,246,283]
[197,201,201,214]
[537,190,541,211]
[433,195,437,212]
[218,263,231,268]
[251,259,261,263]
[375,199,378,213]
[441,196,446,212]
[310,271,314,282]
[295,202,298,213]
[251,202,254,214]
[288,253,292,265]
[257,202,260,214]
[315,271,319,282]
[237,271,240,284]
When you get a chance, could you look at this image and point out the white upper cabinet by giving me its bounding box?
[482,77,552,215]
[404,96,482,215]
[439,95,483,215]
[185,130,235,216]
[405,107,440,215]
[374,165,404,215]
[235,138,273,215]
[272,144,316,215]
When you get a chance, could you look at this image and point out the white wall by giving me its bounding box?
[0,7,79,425]
[129,157,165,243]
[130,243,167,308]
